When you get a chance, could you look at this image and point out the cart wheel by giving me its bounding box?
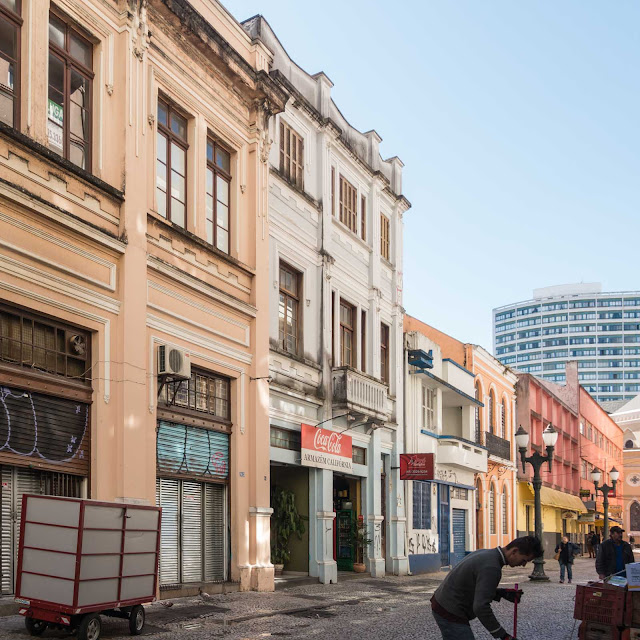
[25,618,48,636]
[77,613,101,640]
[128,605,145,635]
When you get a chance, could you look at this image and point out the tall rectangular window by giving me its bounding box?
[422,385,436,430]
[360,310,366,373]
[331,167,335,216]
[340,299,355,367]
[380,214,390,260]
[206,137,231,253]
[0,0,20,128]
[48,11,93,170]
[279,262,300,355]
[380,322,389,384]
[360,195,366,240]
[279,120,303,189]
[156,99,187,228]
[339,174,358,233]
[412,481,431,530]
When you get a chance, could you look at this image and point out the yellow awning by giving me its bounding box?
[521,483,587,513]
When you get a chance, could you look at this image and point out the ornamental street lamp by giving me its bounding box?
[590,466,619,540]
[516,423,559,582]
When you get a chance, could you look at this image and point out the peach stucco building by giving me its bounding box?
[0,0,285,595]
[404,318,518,551]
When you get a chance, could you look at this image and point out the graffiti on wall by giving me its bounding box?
[435,468,458,484]
[374,522,382,556]
[0,386,88,464]
[408,531,438,555]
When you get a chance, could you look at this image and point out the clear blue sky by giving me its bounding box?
[223,0,640,351]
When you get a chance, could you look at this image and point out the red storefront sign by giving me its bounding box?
[399,453,434,480]
[301,423,353,473]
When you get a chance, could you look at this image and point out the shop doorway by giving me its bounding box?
[439,485,450,567]
[381,468,387,560]
[451,508,467,567]
[1,466,84,594]
[333,474,361,571]
[270,464,309,574]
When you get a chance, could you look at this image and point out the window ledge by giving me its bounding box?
[269,343,322,371]
[147,211,255,277]
[0,122,124,202]
[381,257,395,270]
[271,167,322,212]
[331,217,372,252]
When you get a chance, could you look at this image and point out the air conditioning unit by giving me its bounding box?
[157,345,191,380]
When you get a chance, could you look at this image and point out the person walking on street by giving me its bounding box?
[586,531,595,558]
[555,536,579,584]
[596,526,634,579]
[431,535,542,640]
[592,532,601,557]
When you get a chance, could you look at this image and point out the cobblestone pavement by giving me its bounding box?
[1,557,599,639]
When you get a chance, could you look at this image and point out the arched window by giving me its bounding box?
[501,399,507,439]
[631,502,640,532]
[626,439,635,450]
[475,381,482,442]
[489,484,496,535]
[488,390,496,434]
[502,487,508,535]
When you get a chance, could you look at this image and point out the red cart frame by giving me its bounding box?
[15,495,161,632]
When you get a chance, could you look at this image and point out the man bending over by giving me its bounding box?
[431,535,543,640]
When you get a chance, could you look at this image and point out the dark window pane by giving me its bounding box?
[170,111,186,139]
[70,70,88,109]
[215,147,230,172]
[70,32,92,68]
[0,18,16,59]
[0,0,18,12]
[49,15,65,49]
[157,101,168,127]
[206,139,213,163]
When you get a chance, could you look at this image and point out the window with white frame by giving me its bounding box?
[502,487,508,535]
[489,484,496,534]
[422,385,436,431]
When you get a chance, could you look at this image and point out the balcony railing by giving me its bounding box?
[332,367,390,420]
[483,431,512,461]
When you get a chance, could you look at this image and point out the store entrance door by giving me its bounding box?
[333,474,360,571]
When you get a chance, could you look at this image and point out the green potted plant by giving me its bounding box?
[270,487,306,575]
[352,516,373,573]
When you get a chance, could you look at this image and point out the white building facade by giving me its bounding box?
[493,283,640,404]
[404,330,488,572]
[243,17,410,583]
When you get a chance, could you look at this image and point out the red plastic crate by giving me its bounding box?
[579,622,622,640]
[575,584,627,626]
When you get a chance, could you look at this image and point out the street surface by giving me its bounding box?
[1,557,598,639]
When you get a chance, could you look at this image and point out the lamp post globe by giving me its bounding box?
[542,424,558,449]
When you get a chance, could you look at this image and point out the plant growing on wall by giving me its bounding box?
[271,487,307,566]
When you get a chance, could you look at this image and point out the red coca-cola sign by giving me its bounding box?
[301,423,353,473]
[400,453,434,480]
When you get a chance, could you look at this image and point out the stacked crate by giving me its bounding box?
[574,584,640,640]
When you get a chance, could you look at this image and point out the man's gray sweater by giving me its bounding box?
[432,547,507,638]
